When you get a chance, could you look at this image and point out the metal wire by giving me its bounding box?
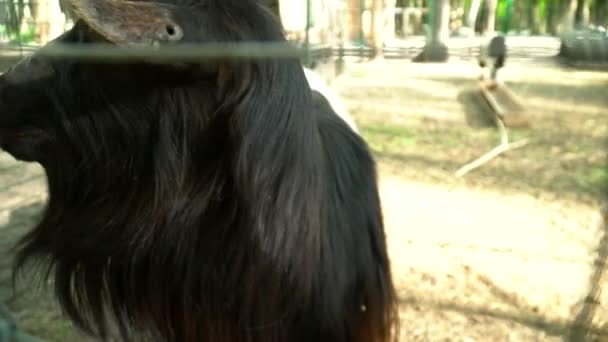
[34,42,307,61]
[0,40,563,64]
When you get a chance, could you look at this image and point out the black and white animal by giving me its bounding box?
[0,0,397,341]
[478,33,507,82]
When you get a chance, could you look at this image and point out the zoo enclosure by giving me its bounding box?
[0,0,607,341]
[3,0,607,68]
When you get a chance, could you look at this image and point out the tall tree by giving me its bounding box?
[596,0,607,27]
[559,0,578,32]
[437,0,451,41]
[512,0,525,32]
[485,0,498,33]
[413,0,450,61]
[370,0,385,57]
[575,0,591,28]
[5,0,26,40]
[546,0,558,35]
[467,0,482,30]
[347,0,364,42]
[385,0,397,40]
[34,0,67,43]
[527,0,540,34]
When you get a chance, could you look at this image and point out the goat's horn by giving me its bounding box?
[69,0,184,46]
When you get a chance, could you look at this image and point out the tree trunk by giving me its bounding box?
[546,0,557,35]
[370,0,385,57]
[467,0,482,30]
[558,0,577,33]
[346,0,364,42]
[385,0,396,41]
[33,0,49,44]
[434,0,451,43]
[597,0,607,27]
[485,0,498,34]
[5,0,26,39]
[575,0,590,28]
[512,0,524,32]
[410,1,424,35]
[413,0,450,62]
[527,0,539,34]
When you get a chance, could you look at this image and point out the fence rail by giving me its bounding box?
[0,23,603,342]
[0,40,563,65]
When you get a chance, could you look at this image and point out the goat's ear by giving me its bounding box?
[68,0,183,45]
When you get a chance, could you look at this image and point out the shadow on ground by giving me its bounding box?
[364,120,606,204]
[398,259,608,341]
[341,64,607,204]
[456,87,497,128]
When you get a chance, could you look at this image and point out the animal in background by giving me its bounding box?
[0,0,398,341]
[478,33,507,83]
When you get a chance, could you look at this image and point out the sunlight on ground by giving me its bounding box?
[380,175,601,318]
[335,59,607,340]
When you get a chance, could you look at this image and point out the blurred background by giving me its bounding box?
[0,0,607,341]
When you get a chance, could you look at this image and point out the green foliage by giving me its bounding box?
[496,0,507,31]
[495,0,515,33]
[0,23,37,45]
[362,123,418,153]
[581,167,608,194]
[538,0,547,24]
[497,0,507,22]
[402,0,604,33]
[1,0,41,45]
[3,0,26,37]
[7,24,38,45]
[463,0,472,23]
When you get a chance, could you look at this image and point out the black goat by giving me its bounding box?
[0,0,398,341]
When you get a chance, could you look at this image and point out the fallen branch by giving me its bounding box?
[498,113,508,144]
[456,114,532,177]
[454,137,530,177]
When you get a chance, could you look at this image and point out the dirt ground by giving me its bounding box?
[0,57,607,341]
[333,58,608,341]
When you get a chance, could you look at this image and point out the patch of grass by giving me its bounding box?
[580,167,608,196]
[363,123,413,137]
[361,120,506,154]
[355,105,604,203]
[435,134,462,148]
[361,123,417,153]
[508,128,534,142]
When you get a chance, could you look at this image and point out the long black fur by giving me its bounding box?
[2,1,399,341]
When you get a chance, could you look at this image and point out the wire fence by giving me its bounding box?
[0,0,573,65]
[0,0,607,341]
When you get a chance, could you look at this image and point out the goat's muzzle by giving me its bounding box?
[0,55,54,162]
